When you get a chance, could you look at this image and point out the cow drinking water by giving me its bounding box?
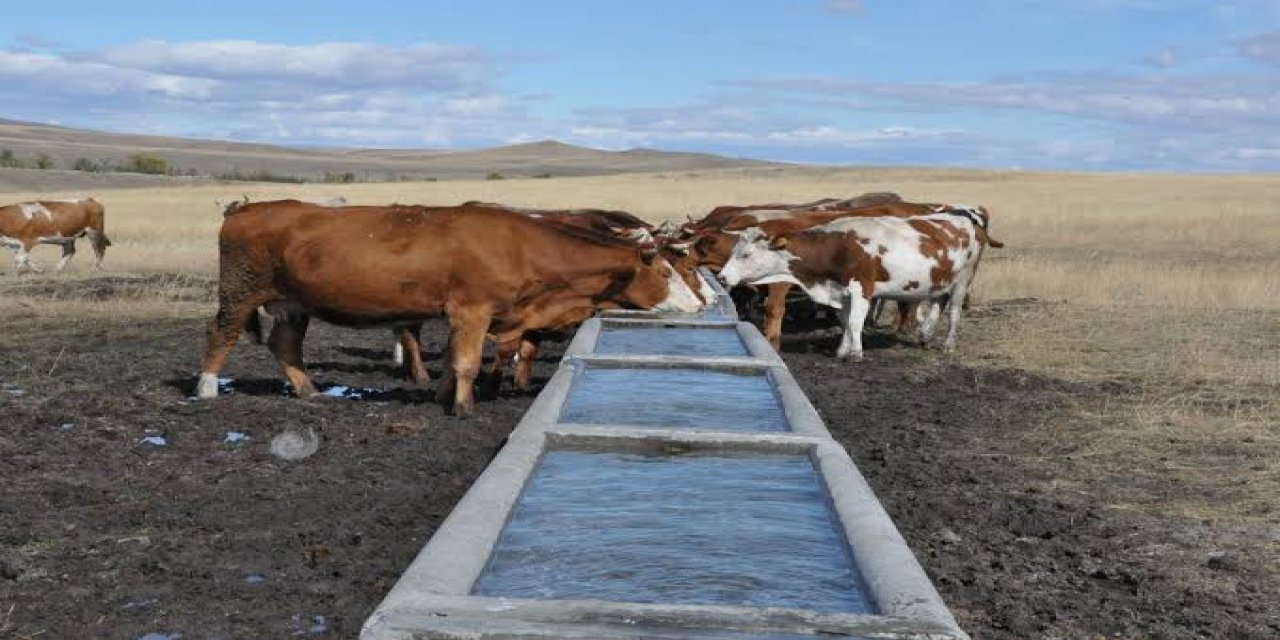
[196,201,703,415]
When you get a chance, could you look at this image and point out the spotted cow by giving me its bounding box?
[719,206,1001,360]
[0,198,110,272]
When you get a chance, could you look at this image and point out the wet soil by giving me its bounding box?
[1,286,1275,639]
[782,323,1277,640]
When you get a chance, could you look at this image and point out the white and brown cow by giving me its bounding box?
[719,206,1000,360]
[0,198,110,273]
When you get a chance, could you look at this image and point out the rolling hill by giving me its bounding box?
[0,119,780,191]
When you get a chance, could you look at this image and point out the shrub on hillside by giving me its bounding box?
[129,153,170,175]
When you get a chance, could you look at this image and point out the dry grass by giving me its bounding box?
[3,165,1278,530]
[5,166,1278,308]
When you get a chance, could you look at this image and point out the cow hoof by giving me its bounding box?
[196,373,220,399]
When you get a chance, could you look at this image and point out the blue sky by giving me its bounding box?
[2,0,1279,171]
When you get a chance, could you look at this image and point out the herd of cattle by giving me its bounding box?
[1,192,1003,415]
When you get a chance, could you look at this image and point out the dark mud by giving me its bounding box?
[1,316,563,639]
[781,324,1277,640]
[1,290,1275,639]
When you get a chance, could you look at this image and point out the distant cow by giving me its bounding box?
[719,206,1001,359]
[0,198,110,272]
[197,201,703,414]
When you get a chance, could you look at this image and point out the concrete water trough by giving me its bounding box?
[362,271,968,639]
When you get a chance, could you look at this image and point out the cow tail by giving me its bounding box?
[88,199,112,255]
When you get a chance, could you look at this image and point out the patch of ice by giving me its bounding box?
[140,436,167,447]
[122,598,160,610]
[223,431,250,444]
[270,428,319,461]
[290,613,329,636]
[321,385,374,399]
[246,574,267,584]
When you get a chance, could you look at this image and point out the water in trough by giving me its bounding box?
[472,451,873,614]
[559,367,787,431]
[595,326,750,357]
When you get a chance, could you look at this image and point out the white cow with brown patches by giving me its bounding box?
[720,207,1001,360]
[0,198,111,273]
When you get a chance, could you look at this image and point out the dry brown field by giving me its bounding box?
[2,166,1277,638]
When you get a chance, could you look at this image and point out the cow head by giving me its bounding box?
[624,251,705,313]
[719,228,797,288]
[659,240,717,305]
[690,232,738,271]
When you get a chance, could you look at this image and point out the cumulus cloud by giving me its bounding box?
[0,38,513,146]
[0,34,1275,171]
[719,61,1280,171]
[730,72,1280,130]
[83,40,490,90]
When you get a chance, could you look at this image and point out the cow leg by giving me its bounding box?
[763,282,791,349]
[441,307,491,416]
[942,285,969,353]
[268,315,318,398]
[55,240,76,272]
[512,338,540,391]
[198,299,265,398]
[894,301,921,337]
[482,338,518,400]
[836,293,871,361]
[396,324,430,385]
[867,299,884,328]
[917,299,944,347]
[14,244,41,273]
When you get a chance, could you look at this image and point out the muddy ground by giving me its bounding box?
[1,279,1275,639]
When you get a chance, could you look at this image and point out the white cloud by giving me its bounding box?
[731,72,1280,130]
[0,38,516,147]
[84,40,491,90]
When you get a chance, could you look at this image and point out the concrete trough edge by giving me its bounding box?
[363,267,969,639]
[364,426,968,638]
[367,594,963,640]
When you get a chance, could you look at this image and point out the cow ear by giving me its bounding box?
[769,236,790,250]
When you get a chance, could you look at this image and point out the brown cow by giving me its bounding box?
[196,201,703,415]
[390,207,713,393]
[0,198,110,272]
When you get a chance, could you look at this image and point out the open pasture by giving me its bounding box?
[1,167,1277,638]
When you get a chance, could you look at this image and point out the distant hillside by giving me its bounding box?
[0,120,779,186]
